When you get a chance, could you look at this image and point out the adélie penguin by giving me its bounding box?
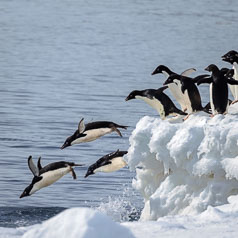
[222,50,238,104]
[61,118,128,149]
[197,64,238,115]
[164,74,208,115]
[20,156,83,198]
[151,65,196,111]
[84,150,127,178]
[125,86,187,119]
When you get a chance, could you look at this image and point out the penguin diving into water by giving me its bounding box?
[61,118,128,149]
[222,50,238,104]
[20,156,83,198]
[151,65,196,112]
[85,150,127,178]
[125,86,187,119]
[196,64,238,115]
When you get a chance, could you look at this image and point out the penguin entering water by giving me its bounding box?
[197,64,238,115]
[222,50,238,104]
[84,150,127,178]
[61,118,128,149]
[125,86,187,119]
[20,156,83,198]
[151,65,196,111]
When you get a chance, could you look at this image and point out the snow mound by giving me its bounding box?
[126,104,238,220]
[22,208,135,238]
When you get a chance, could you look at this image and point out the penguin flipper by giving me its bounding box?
[181,68,196,77]
[78,118,85,133]
[226,77,238,85]
[28,156,39,176]
[196,76,212,86]
[193,74,210,83]
[71,168,77,179]
[113,127,122,137]
[37,157,42,170]
[156,86,168,93]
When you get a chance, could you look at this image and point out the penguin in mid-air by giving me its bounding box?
[222,50,238,104]
[84,150,127,178]
[61,118,128,149]
[164,73,209,115]
[125,86,187,119]
[196,64,238,115]
[151,65,196,112]
[20,156,83,198]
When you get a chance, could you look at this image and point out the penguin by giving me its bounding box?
[125,86,187,119]
[61,118,128,149]
[165,74,207,114]
[20,156,83,198]
[222,50,238,104]
[196,64,238,115]
[151,65,196,111]
[84,150,127,178]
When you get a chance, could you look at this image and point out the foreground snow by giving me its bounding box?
[126,103,238,220]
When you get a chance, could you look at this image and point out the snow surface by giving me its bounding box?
[126,103,238,220]
[1,104,238,238]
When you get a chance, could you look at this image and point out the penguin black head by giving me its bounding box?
[61,136,72,149]
[151,65,172,76]
[205,64,219,73]
[222,50,238,63]
[84,166,95,178]
[163,74,179,85]
[125,90,140,101]
[61,118,87,149]
[20,184,32,198]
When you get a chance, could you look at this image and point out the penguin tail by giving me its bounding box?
[202,102,212,114]
[73,163,85,167]
[115,124,128,130]
[174,108,187,116]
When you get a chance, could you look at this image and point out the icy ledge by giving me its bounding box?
[125,103,238,221]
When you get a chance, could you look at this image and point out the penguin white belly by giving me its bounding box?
[168,81,186,111]
[210,83,216,114]
[30,167,70,194]
[94,157,127,173]
[232,63,238,100]
[136,96,166,119]
[71,128,112,144]
[183,90,193,113]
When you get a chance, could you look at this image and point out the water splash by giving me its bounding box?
[96,185,142,222]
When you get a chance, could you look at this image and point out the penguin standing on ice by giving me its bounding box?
[125,86,187,119]
[61,118,128,149]
[222,50,238,104]
[20,156,83,198]
[84,150,127,178]
[197,64,238,115]
[151,65,196,111]
[164,74,206,114]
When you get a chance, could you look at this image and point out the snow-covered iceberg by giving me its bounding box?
[126,104,238,221]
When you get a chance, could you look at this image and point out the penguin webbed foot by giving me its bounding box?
[70,168,77,179]
[231,99,238,105]
[114,128,122,137]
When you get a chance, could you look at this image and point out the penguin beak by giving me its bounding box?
[125,96,130,101]
[204,66,209,71]
[84,170,93,178]
[61,142,69,149]
[151,70,157,75]
[20,192,26,198]
[222,55,232,63]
